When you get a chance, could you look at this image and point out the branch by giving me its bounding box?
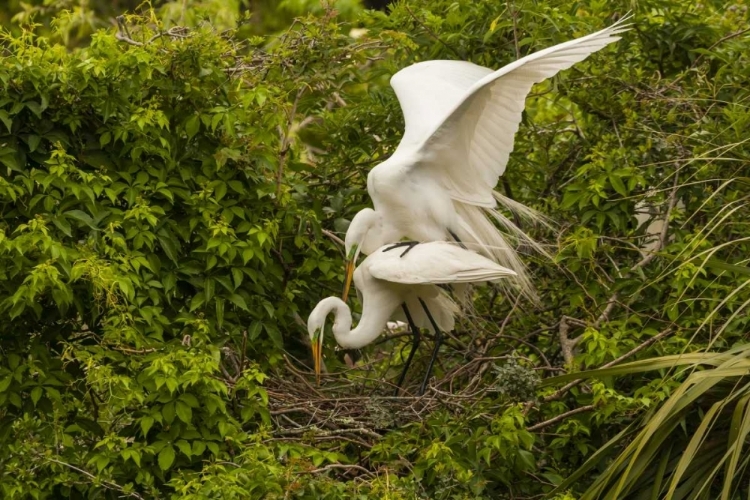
[543,327,674,403]
[527,405,595,431]
[298,463,375,478]
[403,4,465,60]
[45,457,145,500]
[593,293,619,329]
[115,17,191,47]
[633,173,680,270]
[558,316,586,365]
[321,229,345,248]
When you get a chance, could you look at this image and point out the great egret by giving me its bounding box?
[342,17,631,299]
[308,241,516,394]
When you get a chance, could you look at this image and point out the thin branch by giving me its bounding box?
[403,4,465,60]
[45,457,145,500]
[593,293,619,329]
[557,316,587,366]
[115,17,191,47]
[527,405,595,431]
[298,463,375,478]
[543,327,674,403]
[322,229,345,248]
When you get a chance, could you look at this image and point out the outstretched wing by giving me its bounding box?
[411,16,631,207]
[390,60,493,148]
[366,241,516,285]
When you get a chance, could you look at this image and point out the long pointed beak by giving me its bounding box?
[342,259,354,301]
[311,334,322,385]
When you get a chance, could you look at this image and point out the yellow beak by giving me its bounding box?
[311,334,322,385]
[342,259,355,301]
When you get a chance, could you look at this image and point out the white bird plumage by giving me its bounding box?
[308,241,516,392]
[343,17,631,299]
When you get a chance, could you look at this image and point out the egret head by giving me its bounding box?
[343,208,379,300]
[307,297,350,383]
[307,301,328,384]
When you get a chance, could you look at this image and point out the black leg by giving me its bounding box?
[394,304,421,396]
[448,230,468,250]
[418,298,443,395]
[382,241,420,257]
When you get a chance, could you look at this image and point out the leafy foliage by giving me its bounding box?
[0,0,749,498]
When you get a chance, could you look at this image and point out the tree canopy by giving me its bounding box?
[1,0,749,498]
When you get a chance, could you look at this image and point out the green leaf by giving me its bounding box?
[228,293,248,311]
[185,115,200,139]
[0,110,11,132]
[176,401,192,423]
[192,441,207,456]
[52,217,72,237]
[30,386,43,405]
[179,393,199,408]
[610,174,627,196]
[189,292,205,312]
[176,440,192,457]
[162,402,176,424]
[65,210,95,229]
[140,415,155,435]
[27,135,40,152]
[158,445,175,470]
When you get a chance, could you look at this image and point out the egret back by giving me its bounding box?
[365,241,517,285]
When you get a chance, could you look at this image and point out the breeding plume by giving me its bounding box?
[343,17,630,299]
[308,241,516,394]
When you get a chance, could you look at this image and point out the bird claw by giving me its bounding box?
[383,241,420,258]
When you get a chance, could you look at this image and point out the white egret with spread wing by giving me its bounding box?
[308,241,516,394]
[342,17,631,300]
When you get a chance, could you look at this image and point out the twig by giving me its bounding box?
[543,327,674,403]
[322,229,345,248]
[403,4,465,60]
[527,405,595,431]
[45,457,146,499]
[593,293,619,329]
[276,88,305,201]
[506,0,521,59]
[115,17,191,47]
[299,463,375,478]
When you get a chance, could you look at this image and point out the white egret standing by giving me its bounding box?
[308,241,516,394]
[342,17,631,299]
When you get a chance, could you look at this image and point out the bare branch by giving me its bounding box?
[299,463,375,478]
[527,405,595,431]
[45,457,145,500]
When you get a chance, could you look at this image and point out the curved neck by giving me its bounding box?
[348,209,385,256]
[318,296,393,350]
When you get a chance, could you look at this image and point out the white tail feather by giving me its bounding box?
[453,198,547,303]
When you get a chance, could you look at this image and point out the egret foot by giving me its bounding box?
[383,241,420,258]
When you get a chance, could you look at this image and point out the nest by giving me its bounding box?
[266,351,541,450]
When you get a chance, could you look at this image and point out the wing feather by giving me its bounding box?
[412,16,631,207]
[390,60,493,148]
[366,242,516,285]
